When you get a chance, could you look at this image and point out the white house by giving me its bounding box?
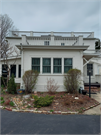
[0,31,101,91]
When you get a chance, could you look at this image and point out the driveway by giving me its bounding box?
[1,109,100,134]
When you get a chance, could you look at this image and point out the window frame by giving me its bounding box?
[53,58,62,73]
[64,58,73,73]
[61,43,65,46]
[42,58,51,73]
[32,58,40,72]
[44,41,49,46]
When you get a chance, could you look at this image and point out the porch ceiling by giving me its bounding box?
[83,53,100,60]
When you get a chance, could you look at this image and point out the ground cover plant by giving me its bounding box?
[33,95,54,108]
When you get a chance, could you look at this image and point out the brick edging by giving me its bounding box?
[0,102,100,114]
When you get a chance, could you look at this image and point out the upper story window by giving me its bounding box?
[87,64,93,76]
[61,43,65,46]
[43,58,51,73]
[44,41,49,46]
[32,58,40,72]
[53,58,62,73]
[64,58,72,73]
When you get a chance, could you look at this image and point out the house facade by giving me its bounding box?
[0,31,101,91]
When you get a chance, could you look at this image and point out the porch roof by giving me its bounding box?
[83,53,100,60]
[16,45,89,51]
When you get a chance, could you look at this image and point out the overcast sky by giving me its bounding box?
[1,0,101,39]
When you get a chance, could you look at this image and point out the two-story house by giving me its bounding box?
[1,31,101,91]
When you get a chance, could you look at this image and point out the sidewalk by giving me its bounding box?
[83,92,101,115]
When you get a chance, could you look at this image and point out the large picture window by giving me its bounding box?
[87,64,93,76]
[32,58,40,72]
[64,58,72,73]
[53,58,61,73]
[43,58,51,73]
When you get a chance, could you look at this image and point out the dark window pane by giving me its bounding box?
[32,66,40,72]
[18,65,21,78]
[64,66,72,73]
[64,58,72,65]
[53,66,61,73]
[43,58,51,65]
[54,58,61,65]
[43,66,51,73]
[10,65,16,77]
[32,58,40,65]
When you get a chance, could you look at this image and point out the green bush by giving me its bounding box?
[7,74,17,94]
[33,95,54,108]
[0,97,4,100]
[9,101,15,106]
[64,68,81,94]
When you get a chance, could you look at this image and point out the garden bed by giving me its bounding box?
[0,91,100,114]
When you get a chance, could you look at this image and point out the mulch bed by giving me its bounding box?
[1,92,99,113]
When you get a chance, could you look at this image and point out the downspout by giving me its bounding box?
[20,43,24,89]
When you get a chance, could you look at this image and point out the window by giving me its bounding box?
[43,58,51,73]
[61,43,65,46]
[2,64,8,77]
[64,58,72,73]
[18,65,21,78]
[53,58,61,73]
[44,41,49,46]
[10,65,16,77]
[87,64,93,76]
[32,58,40,72]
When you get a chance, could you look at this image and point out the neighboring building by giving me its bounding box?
[0,31,101,91]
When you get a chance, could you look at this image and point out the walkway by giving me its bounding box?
[83,92,101,115]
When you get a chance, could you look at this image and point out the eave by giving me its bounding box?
[16,45,89,51]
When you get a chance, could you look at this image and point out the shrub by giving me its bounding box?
[22,70,39,93]
[9,101,15,106]
[7,74,17,94]
[46,78,60,94]
[33,95,54,108]
[64,68,81,94]
[0,97,4,100]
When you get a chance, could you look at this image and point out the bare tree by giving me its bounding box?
[0,14,19,86]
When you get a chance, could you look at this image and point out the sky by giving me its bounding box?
[0,0,101,39]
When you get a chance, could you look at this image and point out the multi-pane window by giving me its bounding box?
[10,65,16,77]
[43,58,51,73]
[61,43,65,46]
[32,58,40,72]
[53,58,61,73]
[44,41,49,46]
[64,58,72,73]
[2,64,8,77]
[87,64,93,76]
[18,65,21,78]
